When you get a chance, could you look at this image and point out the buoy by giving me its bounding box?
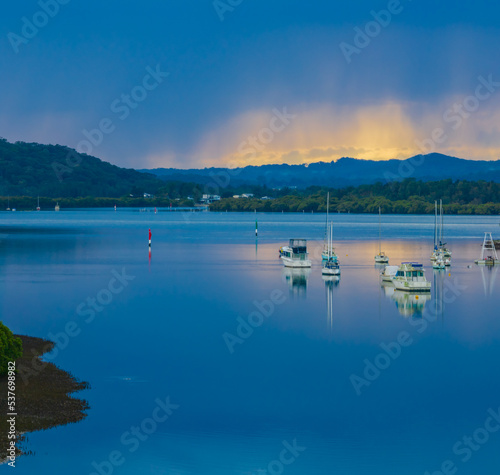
[154,207,157,214]
[149,228,152,248]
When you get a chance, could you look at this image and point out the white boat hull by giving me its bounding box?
[322,267,340,276]
[282,257,312,268]
[393,280,431,292]
[475,259,497,266]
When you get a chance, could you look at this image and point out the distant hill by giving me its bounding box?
[2,138,500,199]
[0,139,164,197]
[140,153,500,188]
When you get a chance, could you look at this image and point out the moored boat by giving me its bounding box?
[374,207,389,263]
[381,265,399,282]
[281,239,312,268]
[322,222,340,275]
[393,262,431,292]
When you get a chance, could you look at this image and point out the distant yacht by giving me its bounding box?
[431,200,451,263]
[393,262,431,292]
[55,202,60,212]
[322,222,340,276]
[280,239,312,268]
[36,196,41,211]
[322,192,331,261]
[374,207,389,264]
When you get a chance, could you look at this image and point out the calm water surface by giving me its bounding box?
[1,210,499,474]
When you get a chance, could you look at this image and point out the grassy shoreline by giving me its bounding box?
[0,335,89,463]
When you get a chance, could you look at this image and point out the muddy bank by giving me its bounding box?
[0,335,90,462]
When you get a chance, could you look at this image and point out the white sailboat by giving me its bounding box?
[322,192,330,261]
[438,199,451,262]
[322,222,340,275]
[36,196,41,211]
[475,232,498,266]
[430,201,439,261]
[374,207,389,263]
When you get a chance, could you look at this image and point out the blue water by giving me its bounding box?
[1,210,500,474]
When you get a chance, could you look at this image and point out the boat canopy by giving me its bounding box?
[289,239,307,253]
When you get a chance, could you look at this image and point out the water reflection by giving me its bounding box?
[479,265,498,296]
[323,275,340,331]
[381,280,395,297]
[392,290,431,317]
[282,267,311,298]
[381,280,431,317]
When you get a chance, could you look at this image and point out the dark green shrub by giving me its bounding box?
[0,322,23,375]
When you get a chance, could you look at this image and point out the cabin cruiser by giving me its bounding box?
[393,262,431,292]
[280,239,312,268]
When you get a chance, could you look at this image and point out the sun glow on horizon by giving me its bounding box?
[143,96,500,169]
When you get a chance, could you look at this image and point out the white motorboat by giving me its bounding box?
[322,222,340,275]
[281,239,312,268]
[475,232,498,266]
[393,262,431,292]
[381,265,399,282]
[374,207,389,263]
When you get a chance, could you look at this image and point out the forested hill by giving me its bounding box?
[141,153,500,188]
[0,139,164,197]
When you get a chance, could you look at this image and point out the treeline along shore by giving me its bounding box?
[1,178,500,214]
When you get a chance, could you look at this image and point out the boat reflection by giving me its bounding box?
[323,275,340,331]
[479,265,498,296]
[392,290,431,317]
[380,280,395,297]
[381,280,430,317]
[282,267,311,298]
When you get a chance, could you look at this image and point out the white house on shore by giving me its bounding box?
[201,194,221,204]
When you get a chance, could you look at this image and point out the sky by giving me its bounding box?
[1,0,500,169]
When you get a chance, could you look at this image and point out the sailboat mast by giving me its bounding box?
[378,207,382,254]
[434,201,437,249]
[324,192,329,247]
[440,199,443,245]
[330,221,333,257]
